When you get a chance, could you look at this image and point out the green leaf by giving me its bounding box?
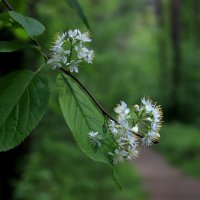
[64,0,90,30]
[8,11,45,38]
[56,73,111,163]
[0,41,29,52]
[0,12,11,25]
[0,69,49,151]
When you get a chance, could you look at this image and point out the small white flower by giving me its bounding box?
[75,46,94,64]
[114,101,129,114]
[67,60,81,73]
[47,33,71,69]
[133,104,140,112]
[108,120,118,135]
[127,146,139,160]
[132,125,138,134]
[151,123,158,131]
[152,107,162,122]
[127,134,138,145]
[51,45,62,53]
[109,149,127,165]
[142,131,158,146]
[67,29,80,41]
[69,65,79,73]
[85,49,94,63]
[54,33,66,46]
[76,31,91,42]
[120,120,130,131]
[114,101,131,124]
[141,97,155,113]
[47,58,62,69]
[78,47,89,59]
[88,131,101,147]
[142,137,152,146]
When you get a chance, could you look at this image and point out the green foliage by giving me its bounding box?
[156,123,200,179]
[64,0,90,30]
[0,40,29,52]
[57,73,114,164]
[0,69,49,151]
[112,168,122,190]
[178,47,200,125]
[8,11,45,38]
[14,111,147,200]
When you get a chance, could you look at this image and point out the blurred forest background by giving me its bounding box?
[0,0,200,199]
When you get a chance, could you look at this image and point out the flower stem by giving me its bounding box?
[68,40,73,62]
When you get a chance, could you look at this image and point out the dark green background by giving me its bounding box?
[0,0,200,199]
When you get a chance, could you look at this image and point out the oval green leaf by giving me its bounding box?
[56,73,111,163]
[8,11,45,38]
[0,69,49,151]
[0,41,29,52]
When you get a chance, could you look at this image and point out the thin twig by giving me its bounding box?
[33,39,49,61]
[2,0,12,11]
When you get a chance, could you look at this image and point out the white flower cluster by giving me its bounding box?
[47,29,94,73]
[108,101,139,165]
[107,97,163,165]
[88,131,102,147]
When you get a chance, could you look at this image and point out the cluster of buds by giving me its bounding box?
[88,97,163,165]
[47,29,94,73]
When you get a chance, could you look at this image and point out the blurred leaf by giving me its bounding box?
[64,0,90,30]
[56,73,110,163]
[0,40,29,52]
[0,68,49,151]
[112,168,122,190]
[0,12,25,31]
[8,11,45,38]
[0,12,9,21]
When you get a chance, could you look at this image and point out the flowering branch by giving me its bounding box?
[1,0,164,173]
[46,30,162,149]
[1,2,118,128]
[60,69,153,143]
[0,3,131,131]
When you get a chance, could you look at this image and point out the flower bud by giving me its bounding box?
[152,133,160,142]
[155,133,160,139]
[132,125,139,134]
[145,117,152,122]
[133,105,140,112]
